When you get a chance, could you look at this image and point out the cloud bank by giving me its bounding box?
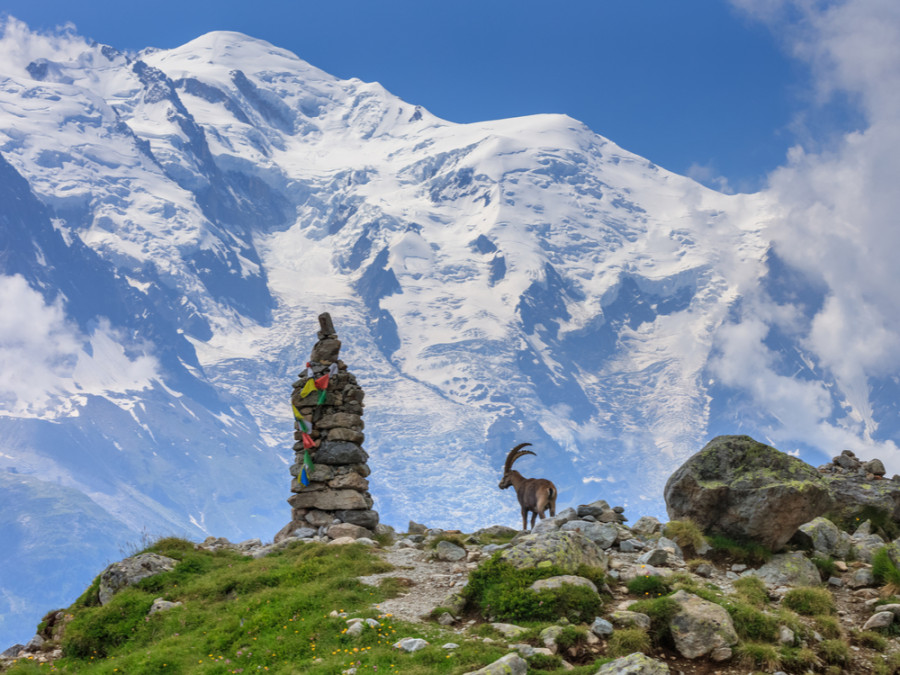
[718,0,900,467]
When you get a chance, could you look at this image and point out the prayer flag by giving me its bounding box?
[303,449,315,473]
[300,379,317,398]
[328,362,339,376]
[317,389,327,405]
[314,373,330,390]
[302,432,315,449]
[300,466,309,487]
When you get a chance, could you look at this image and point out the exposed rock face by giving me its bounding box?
[818,449,900,524]
[749,551,821,588]
[664,435,832,550]
[98,553,178,605]
[500,531,608,573]
[595,653,670,674]
[668,590,738,659]
[275,313,378,542]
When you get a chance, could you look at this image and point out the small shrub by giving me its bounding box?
[732,575,769,608]
[854,629,889,651]
[464,556,604,622]
[818,638,851,665]
[706,534,772,565]
[812,555,838,581]
[555,625,587,651]
[606,628,650,657]
[62,591,155,658]
[628,596,679,645]
[734,641,780,670]
[527,652,563,670]
[872,547,900,589]
[780,646,822,672]
[872,650,900,675]
[815,614,842,639]
[663,520,705,554]
[782,586,835,616]
[626,574,670,598]
[725,600,778,641]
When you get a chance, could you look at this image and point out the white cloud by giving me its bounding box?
[717,0,900,470]
[686,162,735,194]
[0,274,158,417]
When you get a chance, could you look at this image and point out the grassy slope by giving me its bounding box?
[4,538,521,675]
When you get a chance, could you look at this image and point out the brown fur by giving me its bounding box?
[498,443,558,530]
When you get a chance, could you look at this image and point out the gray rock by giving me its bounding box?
[561,520,619,549]
[442,643,460,649]
[290,527,318,539]
[23,635,44,652]
[315,440,368,465]
[540,625,564,653]
[346,621,364,637]
[336,509,379,530]
[664,435,832,550]
[864,458,886,476]
[750,552,821,588]
[288,488,368,511]
[863,611,894,630]
[474,525,519,539]
[99,553,178,605]
[668,590,738,659]
[1,645,24,659]
[852,533,886,562]
[631,516,663,536]
[500,531,608,573]
[490,623,528,638]
[847,567,876,589]
[619,539,645,552]
[148,598,183,616]
[778,625,795,644]
[595,652,671,674]
[437,612,456,626]
[434,540,467,562]
[578,501,610,518]
[408,520,428,534]
[794,517,851,558]
[529,575,598,594]
[609,610,651,631]
[694,562,713,578]
[590,617,614,637]
[637,549,669,566]
[393,637,428,652]
[328,523,373,540]
[462,653,527,675]
[656,536,684,560]
[823,471,900,526]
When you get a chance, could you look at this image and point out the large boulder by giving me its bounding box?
[98,553,178,605]
[749,551,821,588]
[500,531,608,572]
[821,472,900,524]
[664,435,832,550]
[792,517,853,558]
[668,590,738,659]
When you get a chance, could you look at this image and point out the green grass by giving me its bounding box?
[606,628,650,657]
[811,555,838,581]
[5,539,516,675]
[463,556,606,623]
[734,641,781,670]
[625,574,670,598]
[706,534,772,565]
[731,576,769,608]
[662,520,706,554]
[818,638,851,666]
[781,587,836,616]
[872,546,900,587]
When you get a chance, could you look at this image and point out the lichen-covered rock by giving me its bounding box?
[288,489,368,510]
[434,540,467,562]
[668,590,738,659]
[630,516,663,536]
[609,610,651,630]
[749,551,821,588]
[98,553,178,605]
[664,435,832,550]
[822,472,900,524]
[560,520,619,549]
[793,517,853,558]
[500,531,608,572]
[595,652,671,674]
[462,652,527,675]
[529,575,598,593]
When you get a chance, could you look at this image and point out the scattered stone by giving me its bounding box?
[540,625,565,653]
[590,617,614,637]
[437,612,456,626]
[462,653,527,675]
[609,611,651,631]
[393,637,428,652]
[637,549,669,566]
[490,623,529,638]
[749,552,821,588]
[619,539,645,552]
[595,652,671,674]
[434,540,467,562]
[863,611,894,630]
[148,598,183,616]
[529,575,598,594]
[630,516,663,536]
[668,590,739,659]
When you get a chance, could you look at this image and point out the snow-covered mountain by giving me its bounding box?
[1,19,897,647]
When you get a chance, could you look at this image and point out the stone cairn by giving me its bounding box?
[274,313,378,542]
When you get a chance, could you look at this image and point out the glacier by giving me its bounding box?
[1,19,897,647]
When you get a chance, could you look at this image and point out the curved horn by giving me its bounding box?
[503,443,534,474]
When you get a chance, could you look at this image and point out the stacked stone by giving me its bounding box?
[276,313,378,542]
[818,449,891,480]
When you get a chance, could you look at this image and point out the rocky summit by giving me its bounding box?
[7,434,900,674]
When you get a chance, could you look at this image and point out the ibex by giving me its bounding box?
[498,442,557,531]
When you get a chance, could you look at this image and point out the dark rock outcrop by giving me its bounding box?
[664,435,831,550]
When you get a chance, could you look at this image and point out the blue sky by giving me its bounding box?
[0,0,832,192]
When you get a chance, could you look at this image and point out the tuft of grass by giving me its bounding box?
[706,534,772,565]
[662,520,706,555]
[555,625,588,652]
[814,614,842,639]
[463,556,605,623]
[527,652,564,671]
[872,650,900,675]
[426,533,468,550]
[782,587,836,616]
[627,596,679,646]
[817,638,851,666]
[812,555,838,581]
[854,629,889,651]
[873,546,900,593]
[779,645,822,672]
[626,574,670,598]
[732,575,770,608]
[606,628,650,657]
[724,599,778,642]
[734,641,781,670]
